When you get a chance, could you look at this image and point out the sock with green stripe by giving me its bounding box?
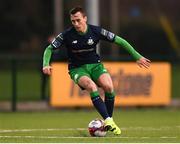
[105,92,115,117]
[90,91,109,120]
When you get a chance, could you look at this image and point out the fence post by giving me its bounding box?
[11,59,17,111]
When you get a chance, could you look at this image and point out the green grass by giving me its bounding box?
[0,108,180,143]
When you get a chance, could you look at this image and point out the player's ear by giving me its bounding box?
[84,16,87,22]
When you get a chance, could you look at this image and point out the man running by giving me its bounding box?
[42,6,151,135]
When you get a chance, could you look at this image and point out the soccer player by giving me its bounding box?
[42,6,151,135]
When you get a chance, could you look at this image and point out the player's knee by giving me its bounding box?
[88,84,97,92]
[102,84,114,93]
[84,81,97,92]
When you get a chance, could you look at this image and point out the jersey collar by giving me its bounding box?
[77,25,89,36]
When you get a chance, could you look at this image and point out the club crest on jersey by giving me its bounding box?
[87,38,94,45]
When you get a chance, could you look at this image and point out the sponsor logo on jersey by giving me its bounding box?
[72,40,78,44]
[57,33,63,40]
[101,29,108,36]
[72,48,94,53]
[107,32,115,41]
[52,39,60,48]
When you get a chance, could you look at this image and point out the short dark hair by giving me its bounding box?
[69,6,86,16]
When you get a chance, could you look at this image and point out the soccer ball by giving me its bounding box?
[88,119,107,137]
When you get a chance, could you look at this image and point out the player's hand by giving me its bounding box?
[42,66,52,75]
[136,57,151,69]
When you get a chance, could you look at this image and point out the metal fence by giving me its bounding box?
[0,54,180,111]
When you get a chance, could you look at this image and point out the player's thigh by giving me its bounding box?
[97,73,114,92]
[69,67,97,92]
[69,67,89,84]
[78,76,98,92]
[91,63,108,82]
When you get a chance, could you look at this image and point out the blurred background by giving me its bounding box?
[0,0,180,111]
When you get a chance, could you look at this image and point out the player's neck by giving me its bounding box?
[78,24,88,35]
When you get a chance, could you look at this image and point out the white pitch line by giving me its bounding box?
[0,136,130,139]
[160,136,177,139]
[0,135,178,139]
[0,128,86,133]
[0,126,179,133]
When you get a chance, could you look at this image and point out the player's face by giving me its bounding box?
[70,12,87,33]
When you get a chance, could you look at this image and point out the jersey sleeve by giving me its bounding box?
[51,33,64,49]
[99,28,116,42]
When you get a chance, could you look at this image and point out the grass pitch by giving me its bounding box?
[0,108,180,143]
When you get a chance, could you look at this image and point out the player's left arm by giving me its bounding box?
[114,36,151,68]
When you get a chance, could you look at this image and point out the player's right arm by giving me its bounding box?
[42,45,53,75]
[42,33,64,75]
